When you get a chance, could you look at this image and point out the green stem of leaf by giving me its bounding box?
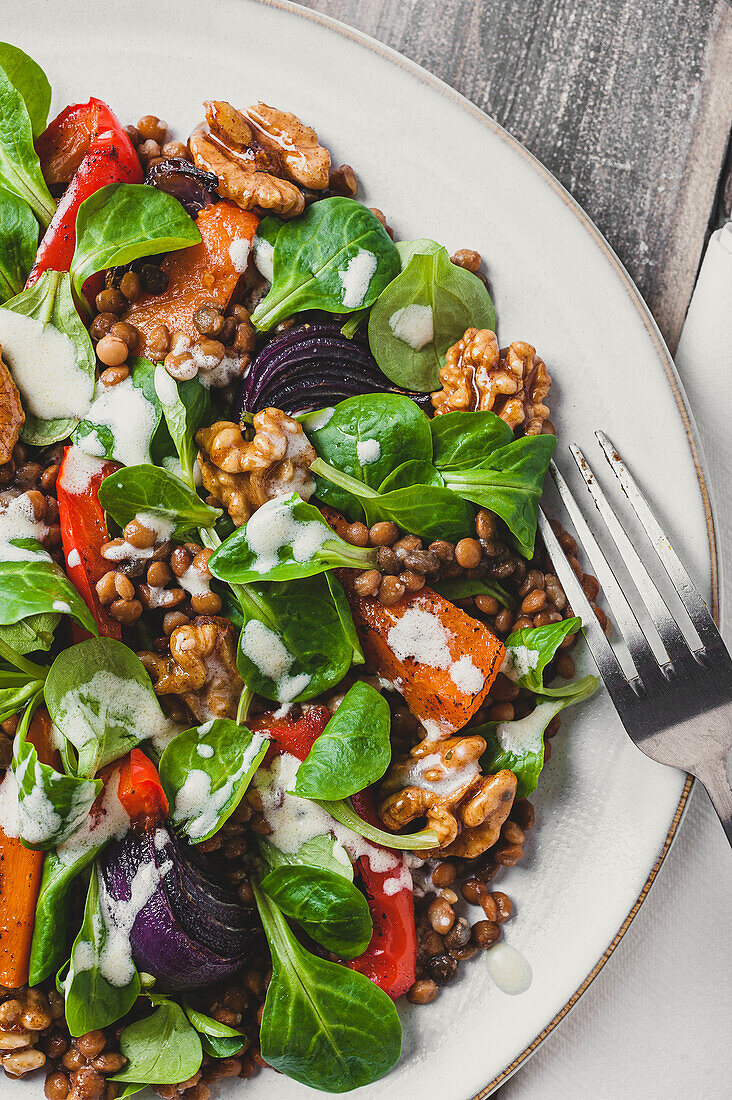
[310,458,379,500]
[236,686,253,725]
[318,797,438,849]
[0,636,48,679]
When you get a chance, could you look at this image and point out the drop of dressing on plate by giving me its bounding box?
[485,942,532,995]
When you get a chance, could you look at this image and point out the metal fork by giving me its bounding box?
[538,431,732,846]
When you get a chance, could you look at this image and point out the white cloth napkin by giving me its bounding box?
[500,224,732,1099]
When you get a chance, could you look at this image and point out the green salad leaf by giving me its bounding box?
[293,681,391,800]
[319,797,438,850]
[98,463,221,538]
[259,833,354,881]
[503,617,583,694]
[0,44,51,138]
[251,197,400,331]
[182,1002,246,1059]
[368,240,496,391]
[432,575,516,609]
[64,864,141,1037]
[0,269,96,444]
[0,612,59,655]
[261,865,372,958]
[153,367,212,488]
[0,539,97,635]
[72,357,162,467]
[112,1001,202,1085]
[253,881,402,1092]
[159,718,268,843]
[430,410,514,470]
[0,183,37,302]
[71,183,201,297]
[0,61,55,225]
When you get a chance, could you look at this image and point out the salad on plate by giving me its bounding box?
[0,43,601,1098]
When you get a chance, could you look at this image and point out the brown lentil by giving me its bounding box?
[472,920,501,948]
[455,537,482,568]
[344,521,369,547]
[407,979,438,1004]
[99,364,130,386]
[450,248,481,272]
[378,575,405,606]
[369,521,399,546]
[329,164,358,197]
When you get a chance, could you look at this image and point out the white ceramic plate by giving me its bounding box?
[2,1,718,1097]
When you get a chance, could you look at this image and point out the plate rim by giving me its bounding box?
[248,1,719,1094]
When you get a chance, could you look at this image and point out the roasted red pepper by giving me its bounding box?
[28,100,141,293]
[117,749,169,824]
[56,446,121,640]
[251,707,416,998]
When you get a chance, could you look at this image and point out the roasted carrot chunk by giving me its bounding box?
[123,201,260,358]
[0,710,57,988]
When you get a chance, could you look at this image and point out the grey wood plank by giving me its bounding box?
[295,0,732,350]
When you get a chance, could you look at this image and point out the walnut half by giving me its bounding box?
[379,734,517,857]
[189,100,330,219]
[139,616,242,723]
[0,344,25,464]
[431,328,552,435]
[197,407,316,526]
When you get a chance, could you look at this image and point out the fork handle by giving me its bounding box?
[697,758,732,848]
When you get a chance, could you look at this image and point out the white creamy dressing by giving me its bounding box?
[14,751,92,846]
[501,644,540,683]
[382,865,412,895]
[173,733,265,840]
[485,941,533,995]
[153,363,179,407]
[196,743,214,758]
[356,438,381,465]
[388,604,453,669]
[244,497,330,574]
[56,446,107,495]
[52,600,71,613]
[57,670,182,760]
[0,493,50,563]
[228,237,251,273]
[240,620,311,701]
[77,378,158,467]
[305,407,334,431]
[177,564,210,599]
[496,700,560,757]
[101,513,175,562]
[96,852,172,987]
[449,655,485,694]
[0,769,19,837]
[252,752,406,878]
[338,249,377,308]
[403,751,480,798]
[388,304,434,350]
[253,236,275,283]
[55,770,130,866]
[66,548,81,569]
[0,310,93,420]
[197,352,245,390]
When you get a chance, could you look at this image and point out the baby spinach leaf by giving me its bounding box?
[65,863,141,1037]
[234,578,355,703]
[0,612,59,655]
[0,44,51,138]
[432,575,516,609]
[293,681,391,800]
[0,678,42,721]
[261,864,372,959]
[306,393,433,514]
[368,241,496,391]
[159,718,268,843]
[477,676,599,798]
[326,572,364,664]
[12,701,101,850]
[153,367,212,488]
[0,184,37,302]
[503,617,582,693]
[311,457,474,543]
[443,434,557,557]
[251,197,400,331]
[209,493,377,585]
[430,409,514,470]
[322,797,439,850]
[378,458,445,492]
[0,62,55,226]
[0,539,97,635]
[259,833,354,881]
[253,881,402,1092]
[98,463,221,539]
[71,183,201,298]
[44,637,177,778]
[182,1002,246,1058]
[72,357,162,467]
[0,269,96,444]
[251,214,282,282]
[112,1001,202,1085]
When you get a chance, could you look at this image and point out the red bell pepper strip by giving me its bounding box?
[250,706,416,999]
[28,104,142,294]
[36,97,134,188]
[56,446,121,640]
[117,749,169,825]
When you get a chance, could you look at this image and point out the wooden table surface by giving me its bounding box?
[296,0,732,352]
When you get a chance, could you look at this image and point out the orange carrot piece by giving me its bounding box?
[0,710,57,988]
[344,579,505,738]
[123,201,260,358]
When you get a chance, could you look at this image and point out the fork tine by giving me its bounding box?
[596,431,721,652]
[537,510,630,701]
[568,444,690,663]
[549,459,661,682]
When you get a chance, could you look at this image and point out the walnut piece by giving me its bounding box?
[197,407,316,526]
[0,344,25,464]
[139,616,242,723]
[379,733,516,857]
[189,99,329,219]
[431,328,552,435]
